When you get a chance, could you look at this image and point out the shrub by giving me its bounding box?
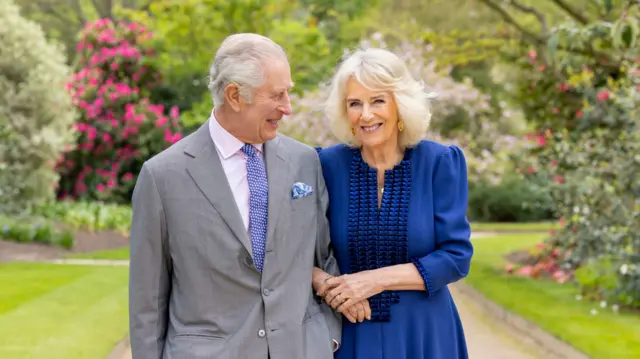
[57,18,183,203]
[468,174,554,222]
[0,0,76,215]
[508,8,640,308]
[0,215,74,249]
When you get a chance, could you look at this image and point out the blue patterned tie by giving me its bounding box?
[242,144,268,272]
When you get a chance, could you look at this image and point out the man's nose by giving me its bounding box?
[279,98,293,116]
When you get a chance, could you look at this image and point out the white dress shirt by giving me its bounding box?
[208,113,264,243]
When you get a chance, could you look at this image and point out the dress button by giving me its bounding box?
[263,288,270,296]
[258,329,266,337]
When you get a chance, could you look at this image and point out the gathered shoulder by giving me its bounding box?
[413,140,465,161]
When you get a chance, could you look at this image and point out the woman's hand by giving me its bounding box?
[317,271,383,312]
[312,268,371,323]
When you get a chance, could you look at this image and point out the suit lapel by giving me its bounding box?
[184,121,252,255]
[264,137,291,252]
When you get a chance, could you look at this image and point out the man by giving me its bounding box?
[129,33,341,359]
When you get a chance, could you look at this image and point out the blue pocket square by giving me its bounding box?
[292,182,313,199]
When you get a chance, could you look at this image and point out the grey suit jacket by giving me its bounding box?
[129,120,341,359]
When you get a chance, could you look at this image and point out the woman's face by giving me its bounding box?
[345,78,399,149]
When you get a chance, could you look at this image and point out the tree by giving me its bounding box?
[0,0,77,214]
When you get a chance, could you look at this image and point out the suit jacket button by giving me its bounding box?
[263,288,270,296]
[258,329,266,337]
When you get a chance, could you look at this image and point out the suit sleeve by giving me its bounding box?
[129,162,172,359]
[410,146,474,297]
[313,151,343,348]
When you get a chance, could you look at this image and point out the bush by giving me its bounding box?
[468,174,555,222]
[0,0,76,215]
[57,19,183,203]
[509,7,640,308]
[0,215,74,249]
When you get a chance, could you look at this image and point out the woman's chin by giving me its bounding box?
[359,135,388,149]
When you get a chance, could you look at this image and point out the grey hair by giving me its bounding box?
[324,47,432,149]
[208,33,288,106]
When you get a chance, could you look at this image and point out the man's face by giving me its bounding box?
[236,60,293,144]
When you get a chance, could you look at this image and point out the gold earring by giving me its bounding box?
[398,121,404,132]
[351,128,355,136]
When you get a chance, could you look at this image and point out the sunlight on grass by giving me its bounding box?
[471,221,557,232]
[0,263,129,359]
[467,234,640,359]
[67,246,130,260]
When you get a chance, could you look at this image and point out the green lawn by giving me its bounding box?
[471,221,557,232]
[466,234,640,359]
[0,262,129,359]
[67,246,130,260]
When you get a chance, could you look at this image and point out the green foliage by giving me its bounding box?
[0,215,74,249]
[31,200,132,234]
[468,174,555,222]
[0,0,77,215]
[123,0,343,117]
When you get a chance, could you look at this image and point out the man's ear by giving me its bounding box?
[224,83,242,112]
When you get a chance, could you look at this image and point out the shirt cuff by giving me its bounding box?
[332,339,340,352]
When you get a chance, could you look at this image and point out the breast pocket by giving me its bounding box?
[290,194,317,212]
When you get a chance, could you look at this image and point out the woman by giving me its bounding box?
[312,47,473,359]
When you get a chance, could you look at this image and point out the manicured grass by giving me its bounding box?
[67,246,130,260]
[466,234,640,359]
[0,262,129,359]
[471,221,557,232]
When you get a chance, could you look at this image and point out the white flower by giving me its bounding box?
[590,309,598,315]
[600,301,607,308]
[612,304,620,313]
[575,295,582,301]
[620,264,629,275]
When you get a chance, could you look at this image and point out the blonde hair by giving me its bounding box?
[324,47,432,148]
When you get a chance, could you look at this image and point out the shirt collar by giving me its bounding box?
[209,110,263,160]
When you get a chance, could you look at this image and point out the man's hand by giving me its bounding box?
[341,299,371,323]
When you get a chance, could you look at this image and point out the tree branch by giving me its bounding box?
[506,0,548,35]
[477,0,544,45]
[551,0,590,24]
[71,0,87,24]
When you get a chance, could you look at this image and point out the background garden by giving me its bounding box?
[1,0,638,358]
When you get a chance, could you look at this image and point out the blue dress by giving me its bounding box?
[317,140,473,359]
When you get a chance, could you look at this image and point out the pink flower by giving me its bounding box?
[123,173,134,181]
[155,117,168,127]
[171,132,183,144]
[102,133,111,142]
[107,179,116,188]
[517,266,533,276]
[170,106,180,120]
[536,135,546,146]
[597,90,610,101]
[97,184,106,192]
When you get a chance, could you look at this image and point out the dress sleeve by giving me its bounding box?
[410,145,473,297]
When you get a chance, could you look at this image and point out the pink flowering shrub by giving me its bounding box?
[505,10,640,308]
[57,18,183,203]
